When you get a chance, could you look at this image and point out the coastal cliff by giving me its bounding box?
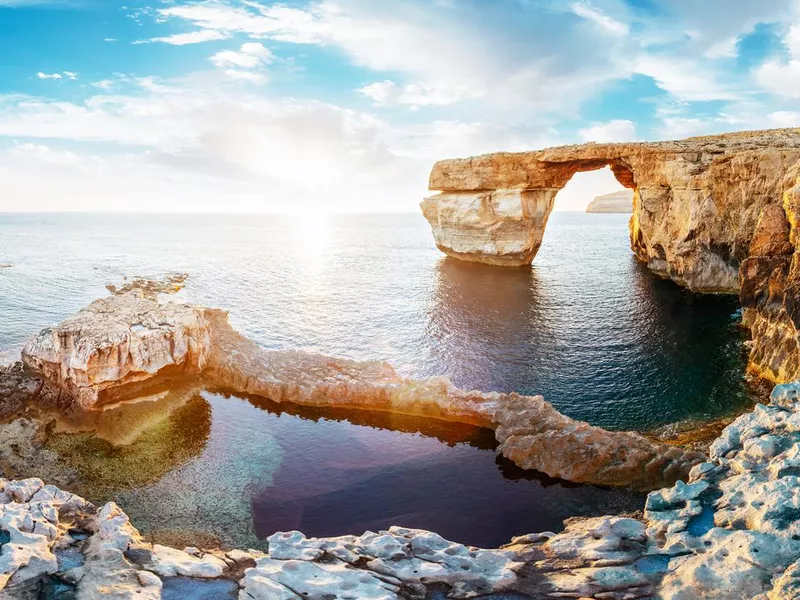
[20,288,699,490]
[586,189,634,213]
[422,128,800,388]
[423,128,800,294]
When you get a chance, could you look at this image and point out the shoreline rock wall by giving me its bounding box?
[19,290,701,490]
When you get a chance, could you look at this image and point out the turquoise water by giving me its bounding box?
[0,211,756,429]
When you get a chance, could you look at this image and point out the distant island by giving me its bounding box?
[586,190,634,213]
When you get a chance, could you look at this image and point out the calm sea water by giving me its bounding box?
[0,211,753,429]
[0,211,756,547]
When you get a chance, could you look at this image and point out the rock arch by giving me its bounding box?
[422,129,800,294]
[421,129,800,383]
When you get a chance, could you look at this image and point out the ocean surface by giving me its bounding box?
[0,211,758,547]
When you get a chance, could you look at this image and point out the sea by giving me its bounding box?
[0,211,757,547]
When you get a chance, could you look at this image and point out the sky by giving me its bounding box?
[1,1,800,213]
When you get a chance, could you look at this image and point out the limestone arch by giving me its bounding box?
[421,155,640,268]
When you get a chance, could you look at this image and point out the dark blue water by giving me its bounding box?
[0,211,755,430]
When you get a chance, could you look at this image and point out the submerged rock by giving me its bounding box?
[19,287,701,490]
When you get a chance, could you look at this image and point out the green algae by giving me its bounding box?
[44,395,211,497]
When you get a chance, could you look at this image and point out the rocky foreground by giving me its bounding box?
[0,382,798,598]
[18,286,699,491]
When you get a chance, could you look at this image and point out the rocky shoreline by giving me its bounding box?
[15,287,700,491]
[0,382,798,598]
[0,240,796,598]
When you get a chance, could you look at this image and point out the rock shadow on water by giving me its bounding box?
[425,258,551,392]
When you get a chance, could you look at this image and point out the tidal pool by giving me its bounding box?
[44,389,644,550]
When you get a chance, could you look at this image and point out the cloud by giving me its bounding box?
[755,24,800,99]
[578,119,637,143]
[142,30,230,46]
[210,42,273,69]
[570,2,628,36]
[633,55,742,101]
[12,142,81,166]
[768,111,800,127]
[359,80,476,108]
[208,42,273,83]
[148,0,633,112]
[0,78,431,211]
[36,71,76,80]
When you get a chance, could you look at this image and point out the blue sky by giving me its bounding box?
[1,0,799,212]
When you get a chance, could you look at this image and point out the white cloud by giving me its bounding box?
[705,37,738,59]
[143,30,229,46]
[359,80,476,108]
[0,79,431,211]
[633,55,742,101]
[578,119,636,143]
[209,42,273,83]
[150,0,633,112]
[768,111,800,127]
[210,42,273,69]
[570,2,628,36]
[755,25,800,99]
[36,71,76,81]
[222,69,266,83]
[12,142,81,166]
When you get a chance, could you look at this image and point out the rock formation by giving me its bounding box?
[586,189,634,213]
[423,128,800,294]
[19,288,701,490]
[2,382,800,598]
[421,128,800,390]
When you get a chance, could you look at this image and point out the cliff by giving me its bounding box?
[586,189,634,213]
[423,128,800,386]
[423,128,800,292]
[20,286,700,490]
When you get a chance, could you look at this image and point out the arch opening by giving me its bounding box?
[551,166,633,213]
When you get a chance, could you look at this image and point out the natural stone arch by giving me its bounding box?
[422,129,800,295]
[421,129,800,385]
[420,157,637,269]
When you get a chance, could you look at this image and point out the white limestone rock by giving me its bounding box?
[144,544,227,578]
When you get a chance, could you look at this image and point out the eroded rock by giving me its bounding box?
[425,129,800,296]
[20,289,701,490]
